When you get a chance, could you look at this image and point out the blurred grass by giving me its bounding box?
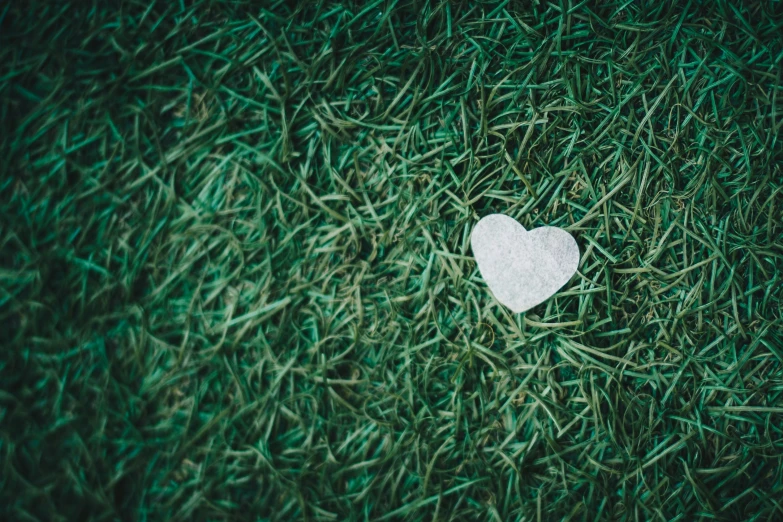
[2,0,783,520]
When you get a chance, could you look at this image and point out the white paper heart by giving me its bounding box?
[471,214,579,313]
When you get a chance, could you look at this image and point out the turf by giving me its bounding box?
[2,0,783,520]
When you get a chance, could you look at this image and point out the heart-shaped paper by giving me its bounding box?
[471,214,579,313]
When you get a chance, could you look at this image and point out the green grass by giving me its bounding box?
[2,0,783,520]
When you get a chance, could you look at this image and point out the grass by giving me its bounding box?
[2,0,783,520]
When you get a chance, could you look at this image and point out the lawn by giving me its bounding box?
[3,1,783,520]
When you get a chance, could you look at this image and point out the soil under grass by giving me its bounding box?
[3,1,783,520]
